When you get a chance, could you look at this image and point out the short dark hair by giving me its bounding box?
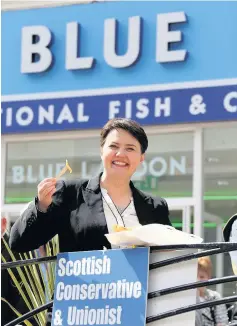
[100,118,148,154]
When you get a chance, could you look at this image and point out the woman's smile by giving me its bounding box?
[112,160,129,168]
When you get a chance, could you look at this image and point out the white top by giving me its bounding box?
[229,219,237,243]
[100,187,141,234]
[229,219,237,274]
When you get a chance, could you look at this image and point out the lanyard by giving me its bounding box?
[102,193,131,227]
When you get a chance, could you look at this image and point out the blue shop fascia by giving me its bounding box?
[2,1,237,134]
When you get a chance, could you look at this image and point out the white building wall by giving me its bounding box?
[1,0,100,11]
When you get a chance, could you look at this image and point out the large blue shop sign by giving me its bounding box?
[1,83,237,134]
[1,2,237,133]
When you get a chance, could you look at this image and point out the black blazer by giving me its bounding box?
[10,174,171,253]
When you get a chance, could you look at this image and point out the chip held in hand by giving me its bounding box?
[56,159,72,180]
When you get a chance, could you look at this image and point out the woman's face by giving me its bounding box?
[197,268,210,294]
[198,269,210,282]
[101,128,145,179]
[1,217,7,237]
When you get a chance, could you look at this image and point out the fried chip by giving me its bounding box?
[112,225,133,232]
[56,160,72,180]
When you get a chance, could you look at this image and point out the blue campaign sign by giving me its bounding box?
[51,247,149,326]
[2,2,237,95]
[1,83,237,134]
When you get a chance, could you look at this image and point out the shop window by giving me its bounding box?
[204,123,237,296]
[133,132,194,198]
[5,138,100,204]
[168,210,183,230]
[5,131,193,204]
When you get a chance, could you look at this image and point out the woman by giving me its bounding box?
[10,118,171,253]
[197,256,229,326]
[223,213,237,275]
[223,213,237,323]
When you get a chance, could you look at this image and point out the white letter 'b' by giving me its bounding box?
[21,26,53,73]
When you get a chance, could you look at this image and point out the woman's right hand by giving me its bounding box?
[37,178,57,212]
